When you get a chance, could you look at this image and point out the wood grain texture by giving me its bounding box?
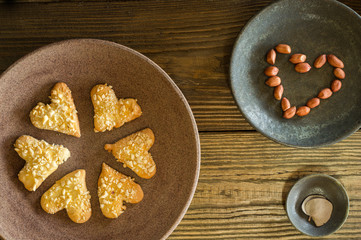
[1,1,361,239]
[0,0,359,131]
[170,131,361,239]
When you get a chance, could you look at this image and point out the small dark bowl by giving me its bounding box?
[286,174,349,237]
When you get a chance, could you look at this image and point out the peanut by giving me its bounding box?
[289,54,306,64]
[283,106,296,119]
[333,68,345,79]
[296,106,311,117]
[306,98,320,108]
[318,88,333,99]
[275,44,291,54]
[314,54,326,68]
[295,63,311,73]
[331,80,342,92]
[265,76,281,87]
[327,54,344,68]
[274,85,283,100]
[266,49,276,65]
[264,66,279,76]
[281,97,291,111]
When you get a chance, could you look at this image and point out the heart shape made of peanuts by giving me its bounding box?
[264,44,345,119]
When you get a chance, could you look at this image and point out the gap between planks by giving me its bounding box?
[168,130,361,239]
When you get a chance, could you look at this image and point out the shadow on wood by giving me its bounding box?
[282,165,331,210]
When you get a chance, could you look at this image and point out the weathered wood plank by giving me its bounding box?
[1,1,361,239]
[1,1,359,131]
[170,131,361,239]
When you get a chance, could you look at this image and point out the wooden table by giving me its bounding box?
[1,0,360,239]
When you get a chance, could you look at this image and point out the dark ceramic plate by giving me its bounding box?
[0,39,200,240]
[230,0,361,147]
[286,174,349,237]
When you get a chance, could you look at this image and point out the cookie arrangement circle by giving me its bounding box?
[264,44,346,119]
[15,82,155,223]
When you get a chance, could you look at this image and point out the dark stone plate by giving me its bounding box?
[0,39,200,240]
[286,174,349,237]
[230,0,361,147]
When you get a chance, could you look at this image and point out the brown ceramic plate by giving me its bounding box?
[0,39,200,240]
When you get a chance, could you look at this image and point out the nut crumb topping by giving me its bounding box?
[15,135,70,191]
[91,84,142,132]
[41,169,91,224]
[98,163,143,218]
[30,82,80,137]
[104,128,156,179]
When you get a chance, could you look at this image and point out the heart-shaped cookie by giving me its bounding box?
[91,84,142,132]
[104,128,156,179]
[14,135,70,191]
[98,163,143,218]
[41,169,92,223]
[264,44,345,119]
[30,82,81,137]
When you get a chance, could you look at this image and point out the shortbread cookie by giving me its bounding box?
[30,82,81,137]
[104,128,156,179]
[41,169,92,223]
[98,163,143,218]
[91,84,142,132]
[14,135,70,191]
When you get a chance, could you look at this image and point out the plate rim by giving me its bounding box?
[229,0,361,148]
[0,38,201,240]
